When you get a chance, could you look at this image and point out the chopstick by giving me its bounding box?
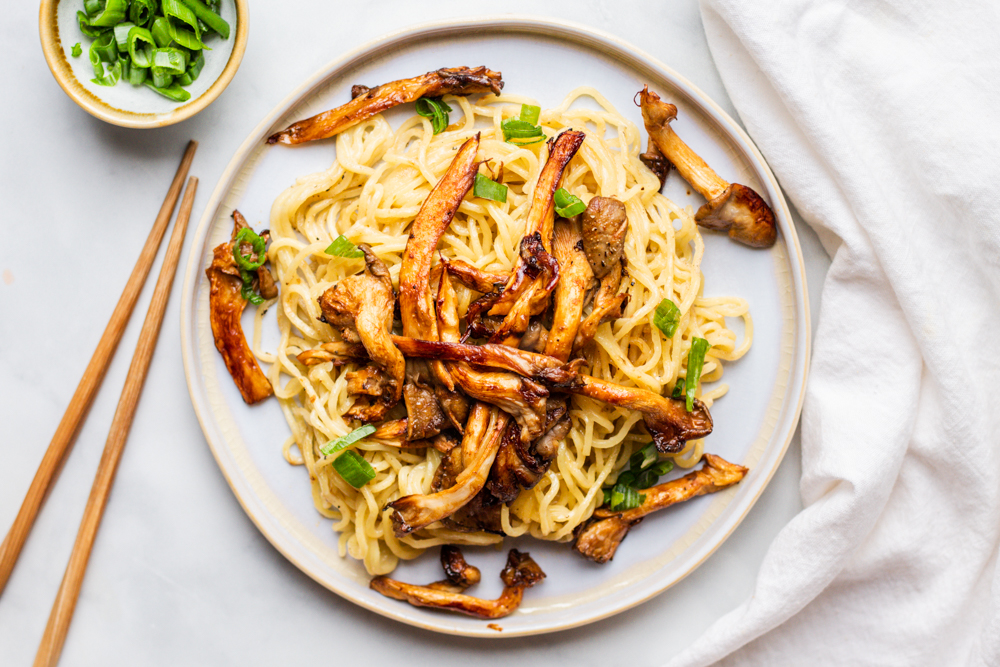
[0,141,197,596]
[33,176,199,667]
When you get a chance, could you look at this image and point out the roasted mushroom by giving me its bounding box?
[487,130,586,318]
[268,67,503,145]
[573,454,748,563]
[639,86,777,248]
[544,219,594,362]
[579,196,628,280]
[206,212,273,405]
[370,548,545,619]
[317,245,404,423]
[389,404,509,535]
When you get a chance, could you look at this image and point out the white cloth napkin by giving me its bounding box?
[670,2,1000,665]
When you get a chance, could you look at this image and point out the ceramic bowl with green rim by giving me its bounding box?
[40,0,248,128]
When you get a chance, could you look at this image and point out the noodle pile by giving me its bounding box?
[252,87,752,575]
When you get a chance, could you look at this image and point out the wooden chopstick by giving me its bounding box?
[0,141,197,596]
[33,176,199,667]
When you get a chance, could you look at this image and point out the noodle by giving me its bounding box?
[256,87,753,575]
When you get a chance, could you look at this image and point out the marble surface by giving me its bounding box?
[0,2,830,665]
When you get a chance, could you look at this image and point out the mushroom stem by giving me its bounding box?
[639,89,728,201]
[639,86,777,248]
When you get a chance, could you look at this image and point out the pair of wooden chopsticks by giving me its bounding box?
[0,141,199,667]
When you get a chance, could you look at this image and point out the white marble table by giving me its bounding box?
[0,2,829,664]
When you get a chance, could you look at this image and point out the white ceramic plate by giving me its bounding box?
[180,16,810,637]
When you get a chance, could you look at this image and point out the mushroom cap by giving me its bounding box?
[638,86,677,129]
[695,183,778,248]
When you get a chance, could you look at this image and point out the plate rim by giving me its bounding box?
[180,14,811,637]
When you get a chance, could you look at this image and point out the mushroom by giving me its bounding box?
[573,454,748,563]
[638,86,777,248]
[370,548,545,619]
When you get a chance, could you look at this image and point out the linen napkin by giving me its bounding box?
[669,1,1000,665]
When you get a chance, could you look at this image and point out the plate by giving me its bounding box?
[180,16,810,637]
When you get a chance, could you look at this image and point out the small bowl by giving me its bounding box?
[39,0,248,128]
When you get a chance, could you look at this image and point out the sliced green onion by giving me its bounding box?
[324,235,364,258]
[554,188,586,218]
[88,0,127,27]
[88,32,117,79]
[649,460,674,476]
[76,0,226,99]
[473,173,508,203]
[630,443,659,472]
[91,59,121,87]
[653,298,681,339]
[77,11,110,38]
[128,26,156,68]
[684,337,711,412]
[233,227,267,270]
[162,0,207,50]
[241,282,264,305]
[144,81,191,101]
[501,118,544,140]
[607,484,644,511]
[320,424,377,457]
[150,67,174,88]
[519,103,541,125]
[615,470,636,488]
[152,47,188,74]
[177,50,205,85]
[113,22,134,51]
[178,0,230,39]
[415,97,452,135]
[127,58,148,85]
[129,0,158,27]
[332,450,377,488]
[150,16,173,48]
[670,378,685,400]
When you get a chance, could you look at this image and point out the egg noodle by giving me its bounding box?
[251,87,753,575]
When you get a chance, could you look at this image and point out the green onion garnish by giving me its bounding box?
[671,378,685,400]
[324,235,365,258]
[332,450,377,488]
[602,442,677,507]
[88,0,127,27]
[553,188,586,218]
[502,118,544,140]
[128,26,156,68]
[176,50,205,86]
[520,103,541,125]
[162,0,207,50]
[113,22,135,51]
[75,0,227,99]
[684,337,711,411]
[473,173,508,203]
[241,282,264,305]
[653,298,681,339]
[152,47,188,75]
[92,60,122,87]
[415,97,452,135]
[320,424,377,457]
[232,228,267,271]
[607,484,644,512]
[629,443,659,472]
[129,0,158,28]
[71,43,82,57]
[150,16,173,47]
[177,0,231,39]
